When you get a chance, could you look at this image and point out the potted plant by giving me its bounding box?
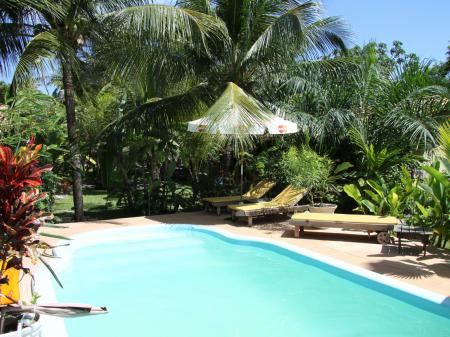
[280,146,352,213]
[0,138,106,336]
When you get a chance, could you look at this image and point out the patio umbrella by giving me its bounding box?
[187,115,298,135]
[187,114,298,199]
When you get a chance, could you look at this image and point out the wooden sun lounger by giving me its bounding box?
[290,212,398,244]
[202,180,276,215]
[228,186,308,225]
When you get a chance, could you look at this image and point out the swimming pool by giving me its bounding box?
[41,225,450,337]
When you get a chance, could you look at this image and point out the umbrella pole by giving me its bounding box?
[240,154,244,203]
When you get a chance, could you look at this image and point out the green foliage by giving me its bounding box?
[444,44,450,75]
[142,161,196,215]
[410,121,449,247]
[290,41,448,159]
[281,146,331,191]
[0,89,66,146]
[344,167,418,217]
[0,90,66,210]
[39,170,61,211]
[280,146,351,204]
[344,160,450,248]
[413,159,450,247]
[86,1,350,216]
[436,120,450,162]
[251,145,286,182]
[348,127,422,179]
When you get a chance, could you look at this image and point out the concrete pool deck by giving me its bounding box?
[41,211,450,298]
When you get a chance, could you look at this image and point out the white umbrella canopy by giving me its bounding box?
[266,115,298,135]
[187,82,298,137]
[187,114,298,135]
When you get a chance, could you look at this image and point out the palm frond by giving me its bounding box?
[243,1,350,64]
[100,82,213,138]
[10,31,60,91]
[382,85,449,152]
[103,4,229,55]
[2,0,66,18]
[96,33,200,96]
[0,21,31,75]
[348,127,368,153]
[176,0,214,15]
[436,120,450,161]
[0,1,68,75]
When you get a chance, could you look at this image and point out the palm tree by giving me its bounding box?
[286,42,449,157]
[104,0,350,153]
[1,0,225,221]
[379,60,450,153]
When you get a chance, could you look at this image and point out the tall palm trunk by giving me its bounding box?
[62,61,84,221]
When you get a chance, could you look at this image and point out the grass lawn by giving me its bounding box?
[53,189,138,222]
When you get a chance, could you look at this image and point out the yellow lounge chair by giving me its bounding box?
[202,180,276,215]
[228,185,308,225]
[290,212,398,244]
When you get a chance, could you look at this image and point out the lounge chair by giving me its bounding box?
[290,212,398,244]
[202,180,276,215]
[228,185,308,225]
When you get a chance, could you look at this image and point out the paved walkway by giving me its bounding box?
[42,211,450,297]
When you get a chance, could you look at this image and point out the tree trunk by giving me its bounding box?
[62,62,84,221]
[116,153,135,209]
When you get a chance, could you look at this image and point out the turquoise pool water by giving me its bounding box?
[53,226,450,337]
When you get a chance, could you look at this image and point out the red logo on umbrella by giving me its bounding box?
[198,124,207,132]
[278,124,287,134]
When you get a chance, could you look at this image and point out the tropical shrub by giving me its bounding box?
[0,90,66,147]
[0,138,62,303]
[280,146,351,205]
[413,123,450,247]
[250,144,286,183]
[413,162,449,247]
[343,167,418,217]
[344,159,449,248]
[412,123,450,247]
[348,128,422,179]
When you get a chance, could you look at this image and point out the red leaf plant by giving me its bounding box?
[0,137,53,303]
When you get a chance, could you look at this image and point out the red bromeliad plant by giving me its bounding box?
[0,138,58,302]
[0,139,106,333]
